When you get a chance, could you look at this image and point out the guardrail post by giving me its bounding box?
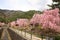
[25,29,26,38]
[30,30,32,40]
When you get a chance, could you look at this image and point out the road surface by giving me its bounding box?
[1,27,27,40]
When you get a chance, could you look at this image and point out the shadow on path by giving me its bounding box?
[8,28,27,40]
[1,28,10,40]
[0,28,3,39]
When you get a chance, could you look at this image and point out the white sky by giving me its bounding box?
[0,0,53,11]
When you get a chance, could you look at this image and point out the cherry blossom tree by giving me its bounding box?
[30,8,60,40]
[0,22,5,27]
[30,13,41,27]
[10,21,16,28]
[39,8,60,40]
[39,8,60,33]
[16,19,29,28]
[16,19,30,37]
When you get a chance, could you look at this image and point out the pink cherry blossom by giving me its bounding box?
[30,8,60,33]
[10,21,16,27]
[40,8,60,33]
[16,19,29,27]
[30,13,41,25]
[0,22,5,27]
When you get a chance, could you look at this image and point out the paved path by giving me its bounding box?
[1,28,11,40]
[10,28,46,40]
[0,28,3,39]
[1,27,27,40]
[8,28,27,40]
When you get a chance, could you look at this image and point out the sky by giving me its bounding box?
[0,0,53,11]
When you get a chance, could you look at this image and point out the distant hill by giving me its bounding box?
[0,9,42,23]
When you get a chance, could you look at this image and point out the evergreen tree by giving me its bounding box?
[49,0,60,9]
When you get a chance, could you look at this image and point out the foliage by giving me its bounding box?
[49,0,60,9]
[30,8,60,35]
[55,36,60,40]
[0,9,42,23]
[0,17,6,22]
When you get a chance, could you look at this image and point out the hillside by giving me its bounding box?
[0,9,42,23]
